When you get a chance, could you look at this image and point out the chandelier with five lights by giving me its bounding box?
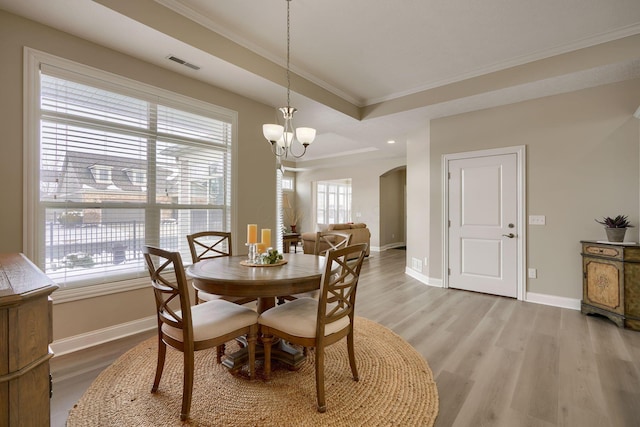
[262,0,316,159]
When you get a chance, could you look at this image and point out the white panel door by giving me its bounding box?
[448,153,518,298]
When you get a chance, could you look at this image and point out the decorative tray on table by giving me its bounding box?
[240,259,288,267]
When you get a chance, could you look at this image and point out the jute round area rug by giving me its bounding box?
[67,317,438,426]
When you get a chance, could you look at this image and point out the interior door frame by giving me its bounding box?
[442,145,526,300]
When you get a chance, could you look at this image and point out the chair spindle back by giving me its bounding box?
[314,231,353,256]
[317,243,368,333]
[143,245,193,343]
[187,231,233,263]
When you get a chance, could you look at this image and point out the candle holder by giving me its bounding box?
[246,242,258,264]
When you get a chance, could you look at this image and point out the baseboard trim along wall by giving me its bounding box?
[51,315,157,357]
[377,242,406,251]
[405,268,581,311]
[405,268,443,287]
[525,292,581,311]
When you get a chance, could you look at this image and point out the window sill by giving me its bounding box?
[51,276,149,304]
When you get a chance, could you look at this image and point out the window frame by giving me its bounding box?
[315,179,352,225]
[282,176,294,191]
[24,47,238,303]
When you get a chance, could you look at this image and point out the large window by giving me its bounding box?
[316,179,352,225]
[26,50,235,290]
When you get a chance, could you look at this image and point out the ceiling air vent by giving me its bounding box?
[166,55,200,71]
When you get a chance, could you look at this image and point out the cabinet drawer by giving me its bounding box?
[583,244,622,259]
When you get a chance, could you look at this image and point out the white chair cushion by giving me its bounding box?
[162,300,258,343]
[258,297,350,338]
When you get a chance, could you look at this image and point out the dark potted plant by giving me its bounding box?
[595,215,634,242]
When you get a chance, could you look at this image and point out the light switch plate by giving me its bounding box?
[529,215,546,225]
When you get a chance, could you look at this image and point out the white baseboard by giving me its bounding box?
[403,269,580,310]
[405,267,443,287]
[51,315,156,357]
[525,292,581,311]
[376,242,406,251]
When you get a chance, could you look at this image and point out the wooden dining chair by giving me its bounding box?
[314,231,353,256]
[188,231,256,363]
[186,231,256,305]
[278,231,353,304]
[143,245,258,421]
[259,243,368,413]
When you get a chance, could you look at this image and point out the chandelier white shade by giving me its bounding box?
[263,124,284,143]
[263,0,316,159]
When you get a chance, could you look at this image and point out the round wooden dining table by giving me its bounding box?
[186,253,325,370]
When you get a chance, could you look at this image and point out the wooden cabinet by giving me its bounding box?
[581,241,640,330]
[0,253,58,427]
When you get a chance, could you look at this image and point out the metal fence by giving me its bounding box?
[44,220,180,267]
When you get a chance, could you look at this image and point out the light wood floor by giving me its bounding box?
[50,249,640,426]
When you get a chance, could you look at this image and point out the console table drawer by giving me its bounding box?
[584,244,621,258]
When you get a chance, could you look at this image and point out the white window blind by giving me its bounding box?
[35,66,233,288]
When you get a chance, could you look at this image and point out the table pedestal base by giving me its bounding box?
[222,339,306,372]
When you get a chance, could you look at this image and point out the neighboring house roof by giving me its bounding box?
[44,151,177,199]
[62,150,146,193]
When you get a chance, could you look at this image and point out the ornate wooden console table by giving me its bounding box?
[580,240,640,330]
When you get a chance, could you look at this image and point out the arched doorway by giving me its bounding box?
[379,166,406,250]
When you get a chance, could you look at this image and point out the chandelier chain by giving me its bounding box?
[286,0,291,108]
[262,0,315,160]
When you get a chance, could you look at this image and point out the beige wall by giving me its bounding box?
[406,123,431,278]
[428,79,640,299]
[379,168,406,248]
[295,155,406,249]
[0,10,277,339]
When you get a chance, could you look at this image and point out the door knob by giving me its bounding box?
[502,233,516,238]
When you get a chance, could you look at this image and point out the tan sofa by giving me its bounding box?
[301,223,371,257]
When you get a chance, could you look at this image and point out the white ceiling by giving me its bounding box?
[2,0,640,163]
